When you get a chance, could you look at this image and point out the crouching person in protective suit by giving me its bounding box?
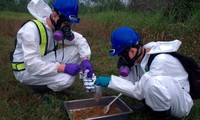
[10,0,93,94]
[94,26,193,119]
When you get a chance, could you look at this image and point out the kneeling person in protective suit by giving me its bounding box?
[11,0,93,94]
[94,26,193,119]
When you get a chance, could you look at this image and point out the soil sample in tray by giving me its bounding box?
[70,103,122,120]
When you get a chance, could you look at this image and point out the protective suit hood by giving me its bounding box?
[144,39,182,54]
[141,39,182,72]
[27,0,52,23]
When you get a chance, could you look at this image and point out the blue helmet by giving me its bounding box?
[109,26,141,56]
[52,0,80,23]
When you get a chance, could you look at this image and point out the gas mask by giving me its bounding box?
[117,50,133,77]
[50,14,75,41]
[117,57,130,77]
[54,25,74,41]
[117,46,144,77]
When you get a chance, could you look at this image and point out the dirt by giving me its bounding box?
[70,103,122,120]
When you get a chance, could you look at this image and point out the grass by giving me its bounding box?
[0,11,33,20]
[0,10,200,120]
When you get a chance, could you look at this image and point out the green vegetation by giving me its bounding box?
[0,11,33,20]
[0,7,200,120]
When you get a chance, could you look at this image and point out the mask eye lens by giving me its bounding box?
[69,15,80,21]
[109,49,115,54]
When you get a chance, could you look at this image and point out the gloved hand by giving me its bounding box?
[81,59,94,78]
[64,63,80,76]
[94,76,111,87]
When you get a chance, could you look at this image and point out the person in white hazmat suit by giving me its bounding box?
[10,0,94,94]
[94,26,193,119]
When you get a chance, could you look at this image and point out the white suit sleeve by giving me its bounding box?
[18,22,59,76]
[108,75,144,100]
[63,31,91,59]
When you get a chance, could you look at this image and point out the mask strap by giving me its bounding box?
[50,15,57,31]
[56,16,67,29]
[132,46,142,60]
[142,48,146,59]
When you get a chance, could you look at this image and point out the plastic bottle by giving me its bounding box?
[79,71,103,101]
[79,70,96,93]
[94,85,102,102]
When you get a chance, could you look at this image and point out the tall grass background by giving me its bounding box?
[0,8,200,120]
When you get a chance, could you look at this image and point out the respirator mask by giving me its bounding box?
[50,14,74,41]
[117,45,144,77]
[117,57,131,77]
[54,25,74,41]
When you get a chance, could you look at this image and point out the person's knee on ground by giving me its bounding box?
[27,85,53,94]
[154,109,171,120]
[128,99,152,112]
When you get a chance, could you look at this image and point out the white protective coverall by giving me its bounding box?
[12,0,91,91]
[108,40,193,117]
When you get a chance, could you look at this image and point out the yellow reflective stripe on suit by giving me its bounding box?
[12,20,47,71]
[32,19,47,56]
[12,63,25,71]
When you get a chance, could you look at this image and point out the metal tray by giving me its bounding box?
[63,96,133,120]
